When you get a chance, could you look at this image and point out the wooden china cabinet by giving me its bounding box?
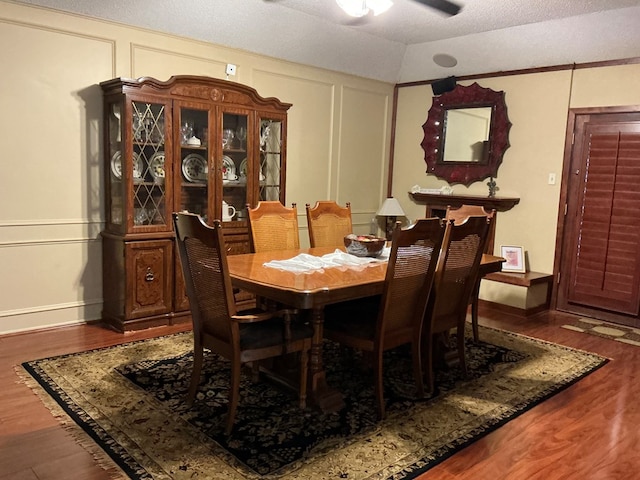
[100,75,291,332]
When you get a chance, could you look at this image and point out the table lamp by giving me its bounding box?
[376,197,406,240]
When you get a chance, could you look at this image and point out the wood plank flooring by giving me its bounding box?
[1,309,638,479]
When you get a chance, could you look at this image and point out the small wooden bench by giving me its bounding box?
[483,271,554,316]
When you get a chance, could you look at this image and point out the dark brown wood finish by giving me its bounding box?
[410,193,519,255]
[227,247,504,412]
[3,308,639,479]
[396,56,640,89]
[423,216,492,393]
[173,213,312,435]
[100,76,291,331]
[324,218,446,418]
[410,193,520,212]
[556,106,640,327]
[445,205,497,342]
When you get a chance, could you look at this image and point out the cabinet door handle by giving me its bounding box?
[145,267,155,282]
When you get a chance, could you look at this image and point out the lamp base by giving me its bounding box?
[385,216,396,241]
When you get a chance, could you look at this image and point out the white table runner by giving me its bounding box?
[263,248,390,273]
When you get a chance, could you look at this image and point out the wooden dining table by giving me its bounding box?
[227,246,505,412]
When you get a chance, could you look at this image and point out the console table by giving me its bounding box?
[409,192,520,254]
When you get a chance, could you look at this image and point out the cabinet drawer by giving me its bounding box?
[223,231,250,255]
[125,240,173,319]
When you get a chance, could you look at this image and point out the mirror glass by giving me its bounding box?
[421,82,511,186]
[442,107,492,163]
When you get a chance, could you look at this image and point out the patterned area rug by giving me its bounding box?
[561,318,640,346]
[19,326,606,480]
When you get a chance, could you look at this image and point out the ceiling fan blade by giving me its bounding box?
[414,0,462,16]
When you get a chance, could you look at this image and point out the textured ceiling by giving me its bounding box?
[14,0,640,83]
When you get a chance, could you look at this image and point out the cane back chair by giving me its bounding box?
[247,201,300,253]
[173,212,313,435]
[305,201,353,248]
[423,215,492,394]
[323,218,446,419]
[445,205,496,342]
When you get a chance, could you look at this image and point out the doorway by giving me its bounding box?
[555,106,640,327]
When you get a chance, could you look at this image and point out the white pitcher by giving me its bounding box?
[222,201,236,221]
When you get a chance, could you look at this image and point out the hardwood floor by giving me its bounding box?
[1,309,638,479]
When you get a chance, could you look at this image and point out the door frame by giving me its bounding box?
[552,104,640,320]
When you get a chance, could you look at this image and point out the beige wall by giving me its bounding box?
[3,1,639,333]
[393,64,640,308]
[0,1,393,334]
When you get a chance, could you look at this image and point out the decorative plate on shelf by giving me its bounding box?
[110,151,122,179]
[149,151,165,179]
[182,153,207,183]
[133,153,144,181]
[111,151,144,181]
[239,158,247,177]
[222,155,236,180]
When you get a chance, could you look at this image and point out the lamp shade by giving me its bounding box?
[376,197,405,217]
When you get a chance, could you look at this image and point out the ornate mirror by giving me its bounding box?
[421,82,511,186]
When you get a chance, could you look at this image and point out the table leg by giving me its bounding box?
[308,306,345,412]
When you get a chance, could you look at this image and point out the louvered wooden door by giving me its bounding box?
[558,111,640,320]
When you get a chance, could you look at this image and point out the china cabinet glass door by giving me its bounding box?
[221,110,249,222]
[177,104,210,221]
[107,101,124,226]
[131,100,170,229]
[259,116,283,202]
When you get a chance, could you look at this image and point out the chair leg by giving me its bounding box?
[457,327,467,377]
[471,279,481,342]
[412,340,425,398]
[374,349,385,419]
[298,347,309,409]
[424,335,435,394]
[225,359,242,436]
[471,299,479,343]
[187,346,204,406]
[250,361,260,382]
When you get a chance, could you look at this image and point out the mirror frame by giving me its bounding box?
[421,82,511,186]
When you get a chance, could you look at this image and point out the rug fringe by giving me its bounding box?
[14,364,129,480]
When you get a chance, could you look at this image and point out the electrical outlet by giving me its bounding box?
[225,64,236,76]
[548,173,556,185]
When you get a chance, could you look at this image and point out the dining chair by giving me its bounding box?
[445,205,495,254]
[445,205,496,342]
[305,201,352,248]
[323,218,446,419]
[173,212,313,435]
[423,215,492,394]
[247,201,300,252]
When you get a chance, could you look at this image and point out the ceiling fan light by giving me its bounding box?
[336,0,368,17]
[336,0,393,18]
[369,0,394,16]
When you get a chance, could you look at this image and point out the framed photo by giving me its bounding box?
[500,245,526,273]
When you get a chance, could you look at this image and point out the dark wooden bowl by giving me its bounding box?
[344,234,386,257]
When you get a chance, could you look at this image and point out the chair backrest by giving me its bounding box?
[376,218,446,348]
[445,204,493,224]
[247,201,300,253]
[173,212,236,345]
[305,201,353,248]
[429,215,492,333]
[445,204,495,253]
